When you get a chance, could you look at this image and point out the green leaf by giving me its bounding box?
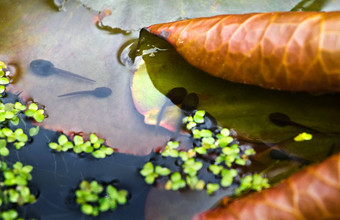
[24,109,35,117]
[0,146,9,156]
[28,103,38,110]
[0,77,9,84]
[206,183,220,195]
[81,204,94,215]
[89,133,98,143]
[73,135,84,145]
[140,162,154,176]
[92,149,106,158]
[33,110,45,122]
[155,166,171,176]
[28,126,39,137]
[294,132,313,142]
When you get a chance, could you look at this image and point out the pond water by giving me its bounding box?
[1,1,340,220]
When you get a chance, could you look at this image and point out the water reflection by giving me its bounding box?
[30,59,96,82]
[58,86,112,98]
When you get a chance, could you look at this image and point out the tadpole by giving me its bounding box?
[269,112,319,133]
[30,59,96,82]
[181,93,199,113]
[58,87,112,98]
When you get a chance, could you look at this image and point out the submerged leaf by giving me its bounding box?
[147,11,340,92]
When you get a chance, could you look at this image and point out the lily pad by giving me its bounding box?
[78,0,302,30]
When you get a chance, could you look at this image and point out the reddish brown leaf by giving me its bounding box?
[193,153,340,220]
[147,12,340,93]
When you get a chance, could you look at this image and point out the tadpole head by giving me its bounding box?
[93,87,112,98]
[166,87,187,105]
[269,112,292,126]
[269,149,290,160]
[30,59,54,76]
[181,93,199,113]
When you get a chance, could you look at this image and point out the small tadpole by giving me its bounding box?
[269,112,320,133]
[269,112,292,127]
[30,59,96,82]
[269,148,312,165]
[58,87,112,98]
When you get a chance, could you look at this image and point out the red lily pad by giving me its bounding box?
[193,152,340,220]
[146,11,340,93]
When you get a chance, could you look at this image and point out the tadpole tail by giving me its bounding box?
[56,68,96,82]
[58,91,90,97]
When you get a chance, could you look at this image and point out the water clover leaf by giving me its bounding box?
[167,141,179,149]
[194,146,207,155]
[73,135,84,145]
[294,132,313,141]
[245,148,256,156]
[192,129,201,139]
[57,135,68,145]
[206,183,220,195]
[0,85,5,93]
[76,180,128,216]
[193,110,205,123]
[200,129,212,138]
[220,128,230,137]
[220,169,238,187]
[183,159,203,177]
[209,164,223,175]
[155,166,171,176]
[0,139,9,156]
[33,109,45,122]
[92,149,105,158]
[140,162,154,176]
[0,209,19,220]
[14,102,26,111]
[89,133,98,143]
[186,176,205,190]
[28,126,39,137]
[166,172,186,190]
[14,129,28,142]
[0,77,9,85]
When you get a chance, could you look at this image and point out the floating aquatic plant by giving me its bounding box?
[140,109,270,196]
[48,133,114,158]
[75,180,128,216]
[0,161,36,218]
[294,132,313,142]
[140,162,170,184]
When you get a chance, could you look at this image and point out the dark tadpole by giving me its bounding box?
[181,93,199,113]
[155,87,188,135]
[30,59,96,82]
[269,148,312,165]
[58,87,112,98]
[269,112,320,133]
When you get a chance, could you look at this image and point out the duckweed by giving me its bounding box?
[140,162,170,184]
[48,133,114,158]
[294,132,313,142]
[140,109,270,196]
[75,180,128,216]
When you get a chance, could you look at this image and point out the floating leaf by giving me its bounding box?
[146,11,340,92]
[78,0,303,31]
[193,153,340,220]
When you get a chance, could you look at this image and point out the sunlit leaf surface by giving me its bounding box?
[194,152,340,220]
[147,11,340,92]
